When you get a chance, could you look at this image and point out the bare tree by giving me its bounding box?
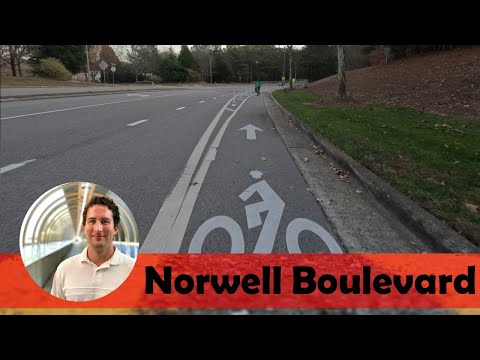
[1,45,33,76]
[191,45,216,83]
[86,45,102,81]
[111,45,128,61]
[337,45,346,98]
[124,45,159,81]
[99,45,120,82]
[100,45,120,65]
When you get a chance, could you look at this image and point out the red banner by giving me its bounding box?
[1,254,479,309]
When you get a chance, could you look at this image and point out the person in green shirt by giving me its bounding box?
[255,79,262,96]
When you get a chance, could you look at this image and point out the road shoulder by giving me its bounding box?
[265,94,479,254]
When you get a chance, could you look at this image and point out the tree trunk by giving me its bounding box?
[16,56,23,76]
[9,45,17,76]
[337,45,346,98]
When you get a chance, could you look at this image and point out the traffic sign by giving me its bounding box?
[99,60,108,71]
[111,66,116,72]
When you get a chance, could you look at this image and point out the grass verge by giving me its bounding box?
[272,89,480,246]
[1,75,120,87]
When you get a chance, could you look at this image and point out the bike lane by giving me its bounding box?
[178,93,345,254]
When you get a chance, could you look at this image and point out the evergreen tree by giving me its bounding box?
[32,45,86,74]
[178,45,199,71]
[158,51,188,82]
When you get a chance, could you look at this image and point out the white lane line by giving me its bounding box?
[164,94,255,252]
[198,100,205,103]
[1,159,36,174]
[126,94,150,97]
[0,92,194,120]
[127,119,149,127]
[176,107,186,110]
[140,95,240,253]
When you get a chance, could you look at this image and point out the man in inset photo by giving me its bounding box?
[50,196,135,301]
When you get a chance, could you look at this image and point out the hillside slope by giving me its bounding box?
[308,46,480,118]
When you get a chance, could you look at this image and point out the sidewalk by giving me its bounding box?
[0,84,200,101]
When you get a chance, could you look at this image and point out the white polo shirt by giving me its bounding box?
[50,246,136,302]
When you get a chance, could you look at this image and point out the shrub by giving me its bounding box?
[186,68,201,82]
[35,57,72,80]
[148,75,162,84]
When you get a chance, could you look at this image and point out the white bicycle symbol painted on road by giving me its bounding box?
[189,171,343,254]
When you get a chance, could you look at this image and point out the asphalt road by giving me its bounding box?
[1,84,342,254]
[2,84,477,256]
[2,84,476,315]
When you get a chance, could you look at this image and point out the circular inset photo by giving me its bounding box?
[19,182,139,302]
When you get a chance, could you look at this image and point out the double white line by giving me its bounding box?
[140,92,254,253]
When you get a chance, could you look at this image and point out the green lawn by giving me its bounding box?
[272,89,480,245]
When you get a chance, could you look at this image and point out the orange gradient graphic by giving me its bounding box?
[1,254,479,309]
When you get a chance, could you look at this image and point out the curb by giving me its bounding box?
[1,91,124,101]
[269,94,479,253]
[0,86,190,102]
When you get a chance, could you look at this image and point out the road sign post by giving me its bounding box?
[111,63,116,85]
[98,60,109,85]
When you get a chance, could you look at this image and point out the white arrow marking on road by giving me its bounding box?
[239,124,263,140]
[127,119,149,127]
[198,100,205,103]
[1,159,36,174]
[226,108,234,112]
[176,107,186,110]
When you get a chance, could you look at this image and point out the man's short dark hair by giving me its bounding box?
[82,196,120,227]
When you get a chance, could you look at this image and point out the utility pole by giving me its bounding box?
[85,45,92,84]
[283,53,285,78]
[337,45,346,98]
